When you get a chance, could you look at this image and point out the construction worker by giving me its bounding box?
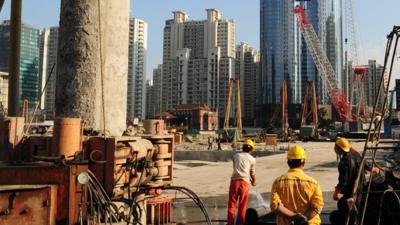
[226,139,256,225]
[333,137,363,201]
[330,137,379,225]
[270,146,324,225]
[216,134,222,150]
[208,136,214,150]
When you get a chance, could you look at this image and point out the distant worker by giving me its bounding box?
[208,136,214,150]
[226,139,256,225]
[270,146,324,225]
[217,134,222,150]
[330,137,379,225]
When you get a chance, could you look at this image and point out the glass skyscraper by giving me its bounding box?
[0,20,40,108]
[260,0,343,104]
[325,0,343,95]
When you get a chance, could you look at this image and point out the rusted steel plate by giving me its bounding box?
[0,165,86,225]
[0,186,57,225]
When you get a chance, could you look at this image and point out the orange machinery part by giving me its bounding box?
[52,118,82,158]
[143,120,165,135]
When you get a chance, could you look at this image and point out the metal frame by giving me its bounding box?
[345,26,400,225]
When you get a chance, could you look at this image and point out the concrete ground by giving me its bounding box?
[173,140,366,197]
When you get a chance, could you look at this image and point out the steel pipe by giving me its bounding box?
[8,0,22,116]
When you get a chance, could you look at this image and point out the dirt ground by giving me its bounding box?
[173,140,366,198]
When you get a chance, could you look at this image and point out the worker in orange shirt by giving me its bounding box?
[270,146,324,225]
[226,139,256,225]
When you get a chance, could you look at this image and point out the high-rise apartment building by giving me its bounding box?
[145,80,154,119]
[260,0,343,104]
[0,71,8,111]
[127,18,147,119]
[235,42,260,125]
[364,60,384,109]
[0,20,40,108]
[39,27,58,119]
[161,9,235,117]
[152,64,163,117]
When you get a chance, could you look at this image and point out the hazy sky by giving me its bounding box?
[0,0,399,82]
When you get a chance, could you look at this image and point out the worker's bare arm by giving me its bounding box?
[250,173,256,186]
[250,162,256,186]
[276,203,296,217]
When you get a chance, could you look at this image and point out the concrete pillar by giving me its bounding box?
[55,0,129,136]
[199,113,202,130]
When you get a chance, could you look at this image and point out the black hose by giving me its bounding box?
[128,200,143,225]
[376,189,400,225]
[126,159,147,224]
[162,186,212,225]
[86,166,147,224]
[84,171,122,223]
[132,166,146,224]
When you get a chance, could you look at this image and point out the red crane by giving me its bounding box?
[349,67,367,120]
[294,6,351,122]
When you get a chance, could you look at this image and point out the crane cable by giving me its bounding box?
[22,63,56,137]
[97,0,107,138]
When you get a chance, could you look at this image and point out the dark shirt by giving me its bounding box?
[337,148,363,198]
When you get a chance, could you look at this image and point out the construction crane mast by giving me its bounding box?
[344,0,371,122]
[224,78,243,136]
[281,80,288,139]
[344,0,360,65]
[267,80,288,139]
[349,67,367,120]
[294,6,350,121]
[300,80,318,128]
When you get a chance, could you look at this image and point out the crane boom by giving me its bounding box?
[345,0,359,65]
[294,6,350,121]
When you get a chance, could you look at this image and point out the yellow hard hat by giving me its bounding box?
[287,146,307,160]
[243,139,255,151]
[335,137,350,152]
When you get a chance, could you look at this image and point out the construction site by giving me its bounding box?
[0,0,400,225]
